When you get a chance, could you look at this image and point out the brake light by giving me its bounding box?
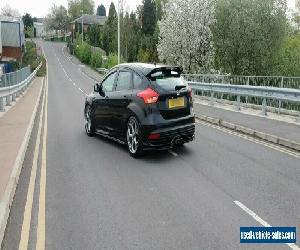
[188,87,192,97]
[137,88,159,104]
[148,133,160,140]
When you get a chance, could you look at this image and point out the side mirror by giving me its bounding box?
[94,83,100,92]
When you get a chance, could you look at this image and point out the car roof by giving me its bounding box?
[113,63,178,76]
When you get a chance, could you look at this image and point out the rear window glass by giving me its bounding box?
[154,75,187,91]
[149,68,186,91]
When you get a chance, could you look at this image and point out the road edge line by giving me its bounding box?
[0,77,45,247]
[195,114,300,152]
[234,200,300,250]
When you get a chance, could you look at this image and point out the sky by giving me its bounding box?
[0,0,297,18]
[0,0,143,18]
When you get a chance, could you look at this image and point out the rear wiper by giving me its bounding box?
[175,85,186,91]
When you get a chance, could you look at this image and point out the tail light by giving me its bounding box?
[188,87,192,97]
[137,88,159,104]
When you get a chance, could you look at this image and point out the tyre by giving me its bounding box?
[126,116,143,158]
[84,105,95,136]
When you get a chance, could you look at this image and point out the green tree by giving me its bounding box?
[96,4,106,16]
[68,0,94,20]
[102,2,117,55]
[274,34,300,76]
[22,13,34,29]
[45,5,69,34]
[213,0,287,75]
[141,0,157,35]
[87,24,102,47]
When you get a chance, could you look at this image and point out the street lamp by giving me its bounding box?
[81,9,83,43]
[118,0,121,64]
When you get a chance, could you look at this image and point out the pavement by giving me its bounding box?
[193,101,300,144]
[1,41,300,250]
[0,77,44,244]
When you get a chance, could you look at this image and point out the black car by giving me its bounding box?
[84,63,195,157]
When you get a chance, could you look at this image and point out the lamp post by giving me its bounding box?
[118,0,121,64]
[81,9,83,43]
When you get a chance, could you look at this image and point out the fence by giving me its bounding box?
[183,74,300,89]
[183,74,300,114]
[187,81,300,120]
[0,66,31,88]
[0,63,41,111]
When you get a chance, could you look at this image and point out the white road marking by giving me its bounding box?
[168,149,178,157]
[18,82,46,250]
[78,87,84,93]
[196,120,300,159]
[234,200,300,250]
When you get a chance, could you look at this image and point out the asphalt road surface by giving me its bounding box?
[2,41,300,250]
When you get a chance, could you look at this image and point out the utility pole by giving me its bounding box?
[118,0,121,64]
[81,9,83,43]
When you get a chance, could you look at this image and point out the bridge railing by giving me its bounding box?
[0,66,31,88]
[0,63,42,111]
[183,74,300,89]
[187,81,300,120]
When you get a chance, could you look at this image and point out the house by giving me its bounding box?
[0,15,25,61]
[70,14,107,42]
[33,22,46,37]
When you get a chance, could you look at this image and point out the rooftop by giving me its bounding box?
[71,15,107,26]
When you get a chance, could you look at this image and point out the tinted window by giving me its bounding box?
[155,76,187,91]
[149,69,187,91]
[133,73,143,89]
[116,71,132,91]
[102,72,117,92]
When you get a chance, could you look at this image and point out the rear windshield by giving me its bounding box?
[150,70,187,91]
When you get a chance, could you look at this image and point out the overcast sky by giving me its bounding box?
[0,0,296,18]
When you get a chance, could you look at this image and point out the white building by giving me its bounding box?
[33,22,46,37]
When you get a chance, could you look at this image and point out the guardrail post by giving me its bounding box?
[12,93,16,102]
[210,92,214,106]
[0,97,4,111]
[6,95,11,106]
[236,95,241,111]
[261,98,267,116]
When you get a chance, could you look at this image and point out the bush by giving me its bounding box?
[103,53,118,69]
[75,42,92,64]
[90,51,102,68]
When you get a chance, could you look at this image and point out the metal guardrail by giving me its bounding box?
[96,68,108,74]
[0,66,31,88]
[0,63,42,111]
[188,81,300,118]
[183,74,300,89]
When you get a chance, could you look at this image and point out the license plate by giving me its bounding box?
[168,97,184,108]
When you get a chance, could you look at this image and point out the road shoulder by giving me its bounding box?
[0,77,44,246]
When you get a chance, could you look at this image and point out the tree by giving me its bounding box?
[22,13,34,29]
[0,4,20,17]
[22,13,34,38]
[274,34,300,76]
[96,4,106,16]
[141,0,157,35]
[45,5,69,33]
[157,0,215,72]
[102,2,117,55]
[213,0,287,75]
[68,0,94,20]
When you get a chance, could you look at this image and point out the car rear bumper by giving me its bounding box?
[142,123,195,150]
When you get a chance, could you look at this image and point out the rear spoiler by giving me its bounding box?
[146,66,183,79]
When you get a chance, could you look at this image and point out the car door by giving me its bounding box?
[93,71,117,132]
[108,69,133,138]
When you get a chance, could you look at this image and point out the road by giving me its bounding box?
[2,41,300,250]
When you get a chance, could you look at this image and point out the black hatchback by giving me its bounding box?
[84,63,195,157]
